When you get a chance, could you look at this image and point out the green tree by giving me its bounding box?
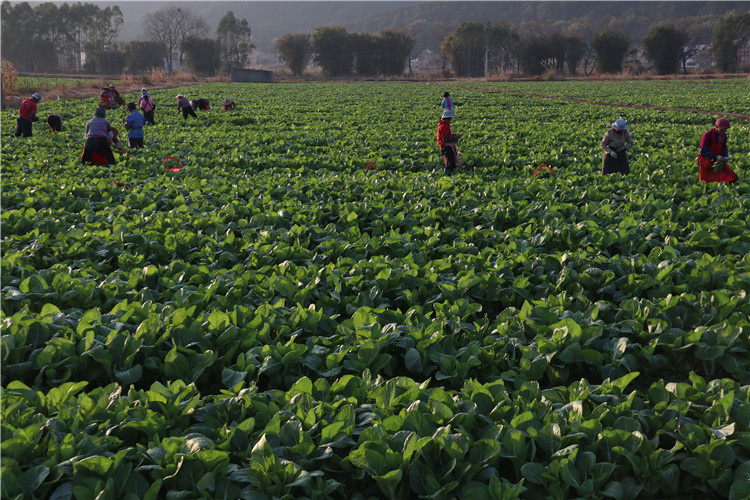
[518,34,571,75]
[82,5,124,74]
[487,22,519,74]
[216,10,254,73]
[122,41,165,74]
[592,30,630,73]
[377,29,415,76]
[181,36,219,74]
[443,22,485,77]
[443,22,518,77]
[712,11,750,72]
[313,26,354,77]
[275,33,312,77]
[352,32,378,76]
[643,24,688,74]
[1,1,53,72]
[565,35,584,74]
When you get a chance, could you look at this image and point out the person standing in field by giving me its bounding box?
[139,91,156,125]
[15,92,41,137]
[81,108,116,165]
[177,94,197,119]
[124,102,146,149]
[441,92,454,114]
[698,118,738,183]
[600,118,634,175]
[437,109,461,176]
[46,113,63,132]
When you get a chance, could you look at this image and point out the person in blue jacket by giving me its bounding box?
[124,102,146,148]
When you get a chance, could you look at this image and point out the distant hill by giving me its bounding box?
[113,1,750,51]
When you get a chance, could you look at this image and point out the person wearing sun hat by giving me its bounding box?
[15,92,42,137]
[81,108,116,166]
[99,86,117,109]
[600,118,634,175]
[698,117,738,183]
[176,93,197,119]
[139,90,156,125]
[437,108,461,176]
[109,83,125,107]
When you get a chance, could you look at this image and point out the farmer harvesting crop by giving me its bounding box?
[109,127,123,150]
[698,118,738,183]
[222,98,236,111]
[139,91,156,125]
[81,108,116,165]
[191,98,210,111]
[600,118,634,175]
[437,109,460,176]
[177,94,197,119]
[46,113,62,132]
[99,86,118,110]
[15,92,41,137]
[124,102,146,149]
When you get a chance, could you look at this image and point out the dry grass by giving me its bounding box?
[119,72,136,86]
[90,78,107,89]
[2,59,19,95]
[149,67,166,84]
[173,70,196,83]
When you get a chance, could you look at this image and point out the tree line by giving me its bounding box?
[1,1,747,77]
[444,11,750,77]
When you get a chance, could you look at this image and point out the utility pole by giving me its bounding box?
[484,21,490,81]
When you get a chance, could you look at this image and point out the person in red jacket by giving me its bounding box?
[436,109,460,175]
[698,118,738,183]
[15,92,42,137]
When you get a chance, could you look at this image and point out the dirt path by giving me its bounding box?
[451,84,750,122]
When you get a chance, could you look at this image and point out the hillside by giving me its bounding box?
[112,1,750,51]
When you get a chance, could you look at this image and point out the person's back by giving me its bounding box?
[125,103,146,148]
[139,94,155,112]
[86,116,110,138]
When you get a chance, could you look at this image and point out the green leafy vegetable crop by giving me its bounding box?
[2,81,749,499]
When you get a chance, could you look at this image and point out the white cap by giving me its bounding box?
[177,94,184,98]
[441,109,455,119]
[612,118,628,131]
[141,88,147,92]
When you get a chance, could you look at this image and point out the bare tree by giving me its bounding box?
[568,21,597,76]
[143,6,208,72]
[433,20,455,73]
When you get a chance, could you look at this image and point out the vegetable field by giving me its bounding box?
[2,81,750,500]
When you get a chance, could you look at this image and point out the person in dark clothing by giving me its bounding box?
[191,98,210,111]
[177,94,197,119]
[47,113,63,132]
